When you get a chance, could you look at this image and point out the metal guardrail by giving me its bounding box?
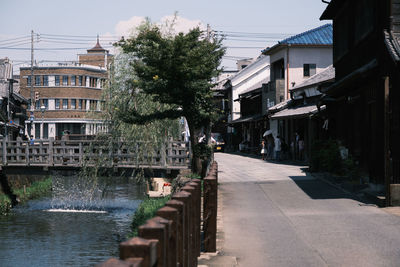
[0,139,190,169]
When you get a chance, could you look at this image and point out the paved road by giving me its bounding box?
[215,153,400,267]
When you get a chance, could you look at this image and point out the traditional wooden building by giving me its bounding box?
[320,0,400,204]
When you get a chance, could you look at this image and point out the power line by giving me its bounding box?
[0,35,31,44]
[40,33,120,39]
[0,45,114,50]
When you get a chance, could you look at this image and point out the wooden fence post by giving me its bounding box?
[156,206,178,267]
[181,185,197,267]
[172,191,192,267]
[165,199,185,267]
[138,217,168,267]
[95,257,143,267]
[188,180,201,257]
[203,170,218,252]
[48,138,54,165]
[119,237,157,267]
[2,138,7,165]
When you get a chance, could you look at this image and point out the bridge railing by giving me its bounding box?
[0,138,190,168]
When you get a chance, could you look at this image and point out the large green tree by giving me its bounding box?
[116,22,225,174]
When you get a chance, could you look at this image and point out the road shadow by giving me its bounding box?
[288,175,375,205]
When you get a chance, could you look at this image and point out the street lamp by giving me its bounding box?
[40,105,46,139]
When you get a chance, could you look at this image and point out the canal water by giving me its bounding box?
[0,175,146,267]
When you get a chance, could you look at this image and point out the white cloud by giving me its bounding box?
[114,16,147,38]
[159,15,205,35]
[113,15,206,39]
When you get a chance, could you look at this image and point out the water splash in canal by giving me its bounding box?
[0,175,146,267]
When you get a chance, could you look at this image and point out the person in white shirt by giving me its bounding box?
[274,135,282,161]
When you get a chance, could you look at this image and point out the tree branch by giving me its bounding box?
[118,108,184,125]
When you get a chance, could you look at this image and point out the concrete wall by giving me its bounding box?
[269,47,332,101]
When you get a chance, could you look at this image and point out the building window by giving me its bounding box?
[71,99,76,109]
[35,76,41,86]
[90,100,97,110]
[62,99,68,109]
[55,99,60,109]
[55,76,60,86]
[35,123,40,139]
[303,64,316,77]
[43,123,48,139]
[35,100,40,110]
[43,99,48,109]
[79,76,83,86]
[43,75,49,86]
[62,76,68,86]
[78,99,83,109]
[27,76,32,86]
[89,77,97,87]
[71,76,76,86]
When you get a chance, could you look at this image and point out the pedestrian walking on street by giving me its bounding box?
[260,140,267,160]
[298,138,305,161]
[274,135,282,161]
[267,135,274,159]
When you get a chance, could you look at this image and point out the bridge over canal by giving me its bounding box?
[0,139,190,171]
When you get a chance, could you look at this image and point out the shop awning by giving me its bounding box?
[229,114,264,124]
[270,104,323,120]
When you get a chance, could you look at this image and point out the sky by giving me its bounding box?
[0,0,331,74]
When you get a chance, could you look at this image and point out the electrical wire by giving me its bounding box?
[0,35,31,44]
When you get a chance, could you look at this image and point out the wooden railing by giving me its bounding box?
[96,161,219,267]
[0,139,190,169]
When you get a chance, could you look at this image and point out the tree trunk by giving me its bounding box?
[0,172,19,207]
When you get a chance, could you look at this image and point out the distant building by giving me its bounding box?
[262,24,333,139]
[19,38,113,139]
[0,58,28,139]
[225,55,270,150]
[211,70,238,136]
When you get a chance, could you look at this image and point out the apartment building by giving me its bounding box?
[19,39,112,139]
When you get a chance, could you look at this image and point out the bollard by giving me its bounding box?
[203,173,217,252]
[172,191,192,267]
[119,237,157,267]
[96,257,143,267]
[138,217,168,267]
[181,184,197,267]
[188,181,201,258]
[165,199,185,267]
[156,206,178,267]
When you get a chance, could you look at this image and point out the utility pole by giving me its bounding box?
[30,30,34,110]
[29,30,34,137]
[207,24,211,41]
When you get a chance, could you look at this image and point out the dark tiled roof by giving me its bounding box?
[279,24,332,45]
[88,37,107,52]
[263,24,332,55]
[384,30,400,62]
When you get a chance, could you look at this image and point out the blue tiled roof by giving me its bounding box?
[279,24,332,45]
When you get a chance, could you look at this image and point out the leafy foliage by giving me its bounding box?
[310,140,360,177]
[0,178,52,215]
[310,140,341,173]
[129,196,170,237]
[115,20,225,132]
